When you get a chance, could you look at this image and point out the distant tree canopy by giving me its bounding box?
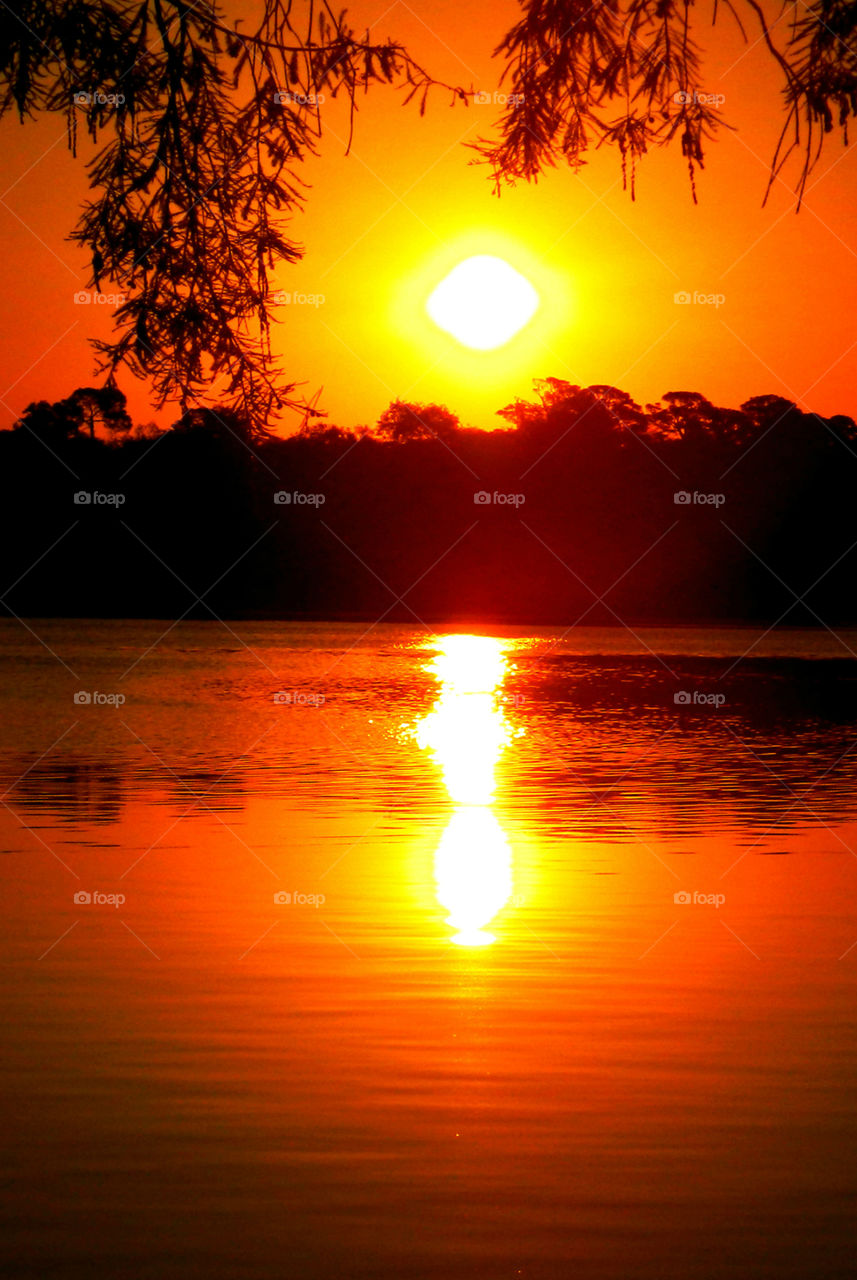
[497,380,648,441]
[375,400,463,444]
[493,380,857,453]
[15,382,857,456]
[4,378,857,625]
[475,0,857,204]
[14,383,131,444]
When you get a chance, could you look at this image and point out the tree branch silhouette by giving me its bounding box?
[0,1,468,431]
[472,0,857,206]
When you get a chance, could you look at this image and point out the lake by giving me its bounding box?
[2,619,856,1279]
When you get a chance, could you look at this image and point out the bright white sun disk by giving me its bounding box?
[426,255,539,350]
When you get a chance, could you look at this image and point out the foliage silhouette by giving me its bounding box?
[474,0,857,204]
[3,379,857,626]
[376,400,463,444]
[0,1,466,428]
[15,383,131,443]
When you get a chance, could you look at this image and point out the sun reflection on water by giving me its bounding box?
[413,636,522,946]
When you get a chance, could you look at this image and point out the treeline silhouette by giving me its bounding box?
[3,379,857,624]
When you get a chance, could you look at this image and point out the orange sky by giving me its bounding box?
[1,0,856,433]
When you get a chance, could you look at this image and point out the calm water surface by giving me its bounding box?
[2,620,857,1278]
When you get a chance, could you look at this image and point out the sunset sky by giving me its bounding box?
[2,0,856,433]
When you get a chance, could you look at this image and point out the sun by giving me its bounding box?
[426,255,539,351]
